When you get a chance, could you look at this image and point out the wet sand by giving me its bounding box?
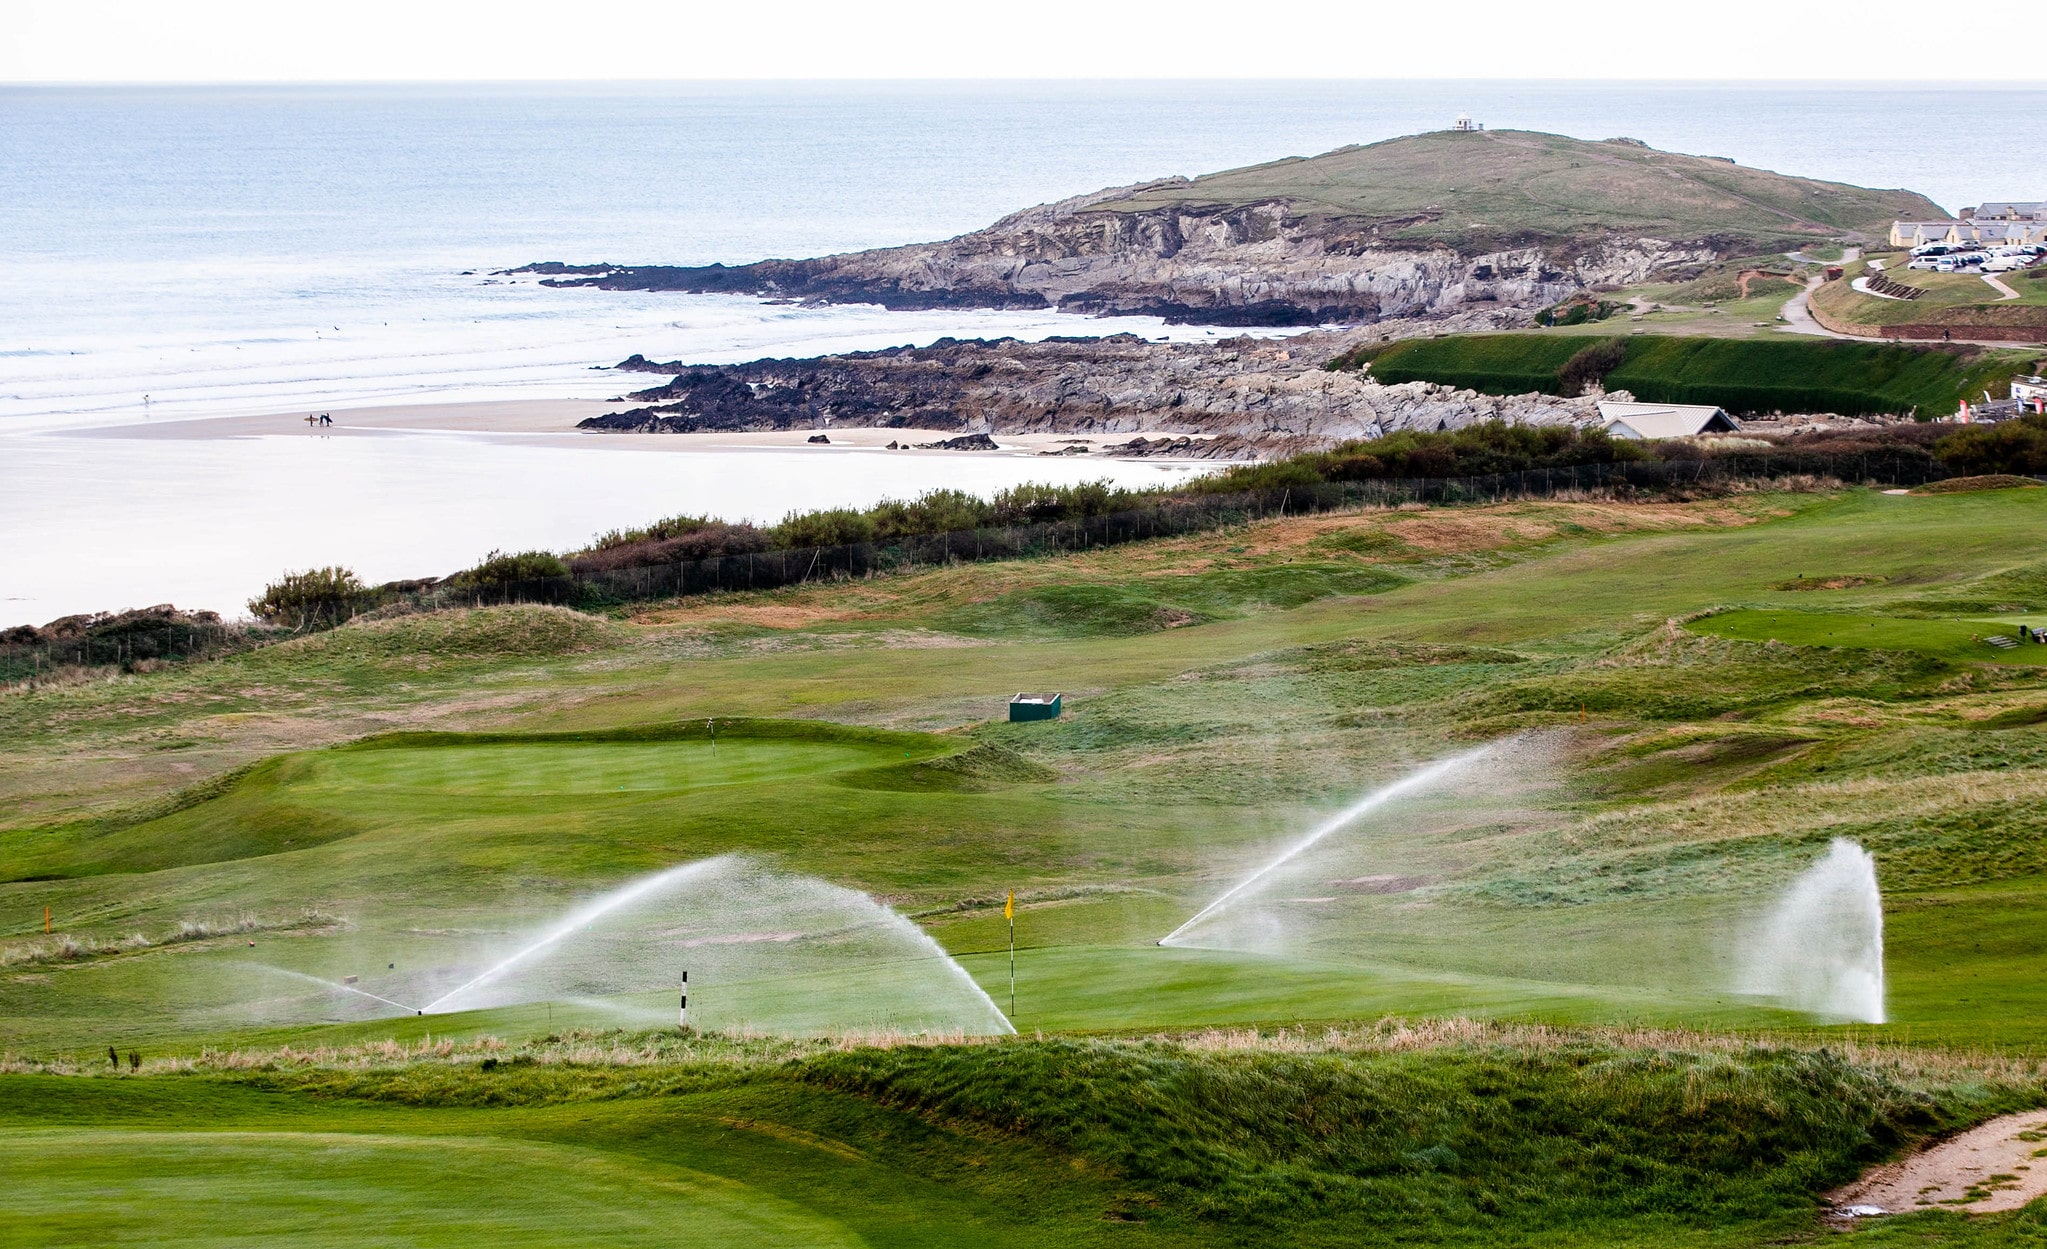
[76,397,1211,459]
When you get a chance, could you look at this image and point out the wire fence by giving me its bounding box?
[1,448,1951,684]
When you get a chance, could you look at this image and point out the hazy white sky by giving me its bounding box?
[1,0,2026,82]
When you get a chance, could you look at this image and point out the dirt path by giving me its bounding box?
[1830,1108,2047,1217]
[1779,273,1838,337]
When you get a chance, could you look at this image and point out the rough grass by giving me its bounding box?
[1913,475,2043,495]
[3,1025,2039,1247]
[254,604,623,663]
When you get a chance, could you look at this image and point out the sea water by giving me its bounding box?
[5,81,2043,620]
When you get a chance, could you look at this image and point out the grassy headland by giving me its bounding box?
[1098,129,1942,249]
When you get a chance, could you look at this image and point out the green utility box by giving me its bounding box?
[1008,693,1062,722]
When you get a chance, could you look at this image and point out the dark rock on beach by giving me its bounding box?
[576,316,1617,457]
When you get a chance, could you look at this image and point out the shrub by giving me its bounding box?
[248,567,367,626]
[1536,298,1623,327]
[867,489,996,540]
[448,550,571,586]
[1556,338,1629,397]
[769,507,876,550]
[1934,414,2047,476]
[583,514,726,551]
[987,480,1144,525]
[570,521,770,572]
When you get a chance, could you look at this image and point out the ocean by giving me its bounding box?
[4,80,2043,620]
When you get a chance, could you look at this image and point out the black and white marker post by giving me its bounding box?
[679,970,689,1032]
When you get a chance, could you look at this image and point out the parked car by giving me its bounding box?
[1908,257,1941,270]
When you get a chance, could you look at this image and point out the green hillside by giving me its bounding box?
[1099,130,1943,247]
[1348,332,2028,416]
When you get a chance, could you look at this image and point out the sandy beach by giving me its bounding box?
[76,398,1214,459]
[11,399,1219,623]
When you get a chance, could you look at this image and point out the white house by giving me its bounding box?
[1596,401,1741,439]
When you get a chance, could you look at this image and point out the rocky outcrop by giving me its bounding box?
[578,318,1621,457]
[516,179,1718,327]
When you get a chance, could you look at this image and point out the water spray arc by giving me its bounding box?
[422,856,729,1014]
[236,854,1013,1035]
[240,963,422,1015]
[1158,741,1501,948]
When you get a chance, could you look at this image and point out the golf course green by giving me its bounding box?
[6,482,2047,1245]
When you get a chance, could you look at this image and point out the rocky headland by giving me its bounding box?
[553,129,1942,454]
[522,129,1934,328]
[580,312,1623,458]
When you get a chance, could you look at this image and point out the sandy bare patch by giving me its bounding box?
[1386,514,1558,553]
[1830,1108,2047,1216]
[631,601,881,629]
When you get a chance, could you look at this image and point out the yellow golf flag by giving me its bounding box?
[1004,891,1014,921]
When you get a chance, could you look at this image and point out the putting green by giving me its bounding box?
[0,1128,859,1249]
[312,738,916,797]
[1689,609,2047,663]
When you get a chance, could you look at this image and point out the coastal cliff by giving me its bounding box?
[523,129,1939,326]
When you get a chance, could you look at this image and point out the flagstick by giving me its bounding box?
[1008,910,1016,1020]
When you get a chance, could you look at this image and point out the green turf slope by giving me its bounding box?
[1353,332,2028,416]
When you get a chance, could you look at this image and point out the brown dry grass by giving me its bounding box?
[10,1016,2036,1086]
[624,497,1784,631]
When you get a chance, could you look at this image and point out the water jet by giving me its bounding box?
[1737,838,1885,1023]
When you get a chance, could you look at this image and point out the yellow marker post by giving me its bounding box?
[1004,891,1016,1020]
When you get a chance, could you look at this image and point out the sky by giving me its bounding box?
[2,0,2031,82]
